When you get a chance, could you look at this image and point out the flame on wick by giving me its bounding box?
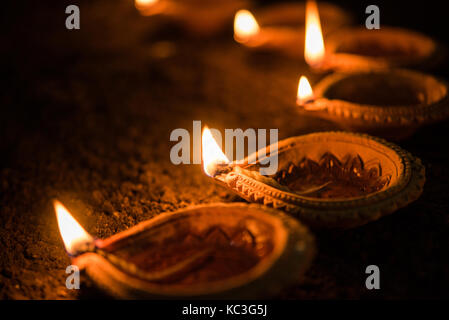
[135,0,158,11]
[297,76,314,105]
[54,200,93,255]
[234,10,260,43]
[305,0,325,67]
[202,126,229,177]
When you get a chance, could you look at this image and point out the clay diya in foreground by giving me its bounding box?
[296,71,449,140]
[234,1,351,58]
[54,201,314,299]
[135,0,251,37]
[202,130,425,229]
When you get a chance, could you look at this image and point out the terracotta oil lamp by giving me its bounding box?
[202,129,425,229]
[296,72,449,140]
[234,1,351,58]
[54,201,314,298]
[135,0,251,37]
[302,5,444,72]
[319,27,445,72]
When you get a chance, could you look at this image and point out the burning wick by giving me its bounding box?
[135,0,169,17]
[233,8,305,56]
[135,0,158,11]
[305,0,325,68]
[202,126,230,177]
[54,200,94,256]
[296,76,314,106]
[234,10,260,44]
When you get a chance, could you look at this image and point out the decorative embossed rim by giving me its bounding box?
[73,203,315,298]
[310,70,449,127]
[216,132,425,228]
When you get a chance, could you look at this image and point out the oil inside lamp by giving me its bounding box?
[53,200,314,298]
[304,0,325,68]
[234,10,260,44]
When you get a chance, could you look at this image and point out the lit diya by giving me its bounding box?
[135,0,251,37]
[202,129,425,229]
[296,72,449,140]
[322,27,446,72]
[233,1,351,58]
[302,8,444,72]
[54,201,314,298]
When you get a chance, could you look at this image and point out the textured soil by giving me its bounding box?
[0,1,448,299]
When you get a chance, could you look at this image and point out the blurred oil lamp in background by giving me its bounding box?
[135,0,159,12]
[135,0,251,37]
[234,1,351,58]
[323,27,445,72]
[233,10,260,44]
[296,72,449,140]
[303,2,444,72]
[202,127,425,229]
[54,199,315,298]
[234,9,303,57]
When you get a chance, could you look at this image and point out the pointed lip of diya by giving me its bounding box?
[212,132,425,229]
[298,69,449,132]
[70,203,315,299]
[320,26,445,72]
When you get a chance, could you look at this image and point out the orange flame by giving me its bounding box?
[202,126,229,177]
[135,0,158,11]
[305,0,325,67]
[54,200,93,255]
[234,10,260,43]
[297,76,314,105]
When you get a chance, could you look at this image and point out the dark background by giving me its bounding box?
[0,0,448,299]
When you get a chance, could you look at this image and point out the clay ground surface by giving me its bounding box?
[1,1,448,299]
